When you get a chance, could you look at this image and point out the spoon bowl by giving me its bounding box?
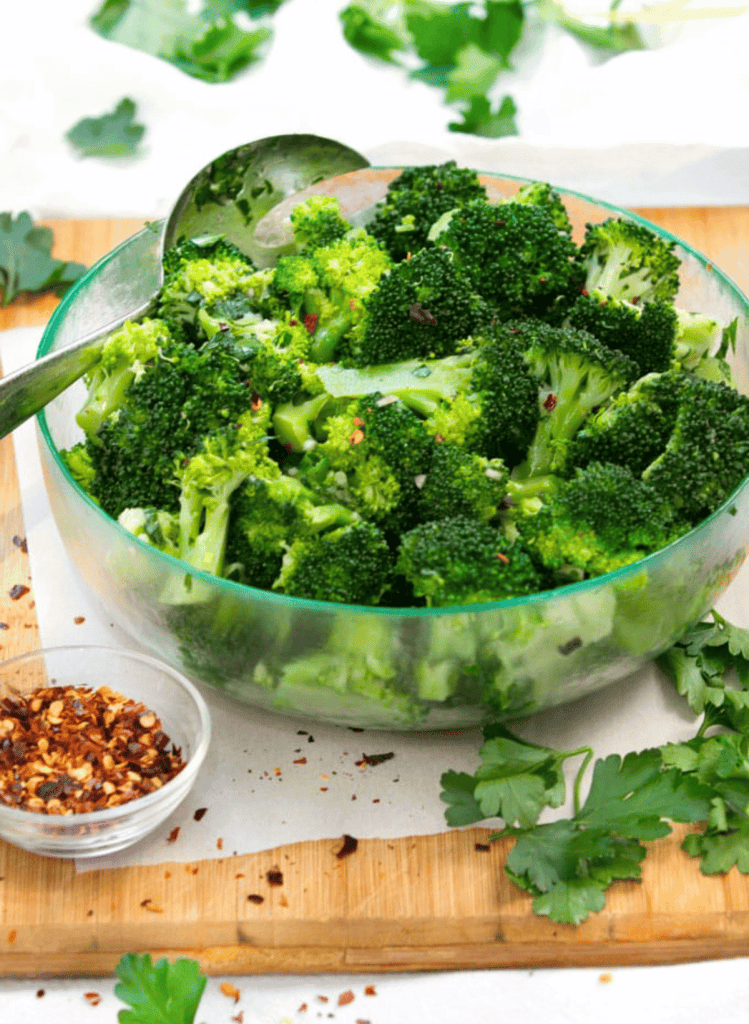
[0,134,369,438]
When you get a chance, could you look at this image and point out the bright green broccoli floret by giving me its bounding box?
[642,374,749,524]
[673,308,724,371]
[76,318,171,436]
[117,506,180,558]
[275,521,393,605]
[519,462,684,581]
[565,370,685,477]
[510,318,639,479]
[59,442,97,494]
[505,181,573,236]
[396,516,542,607]
[566,293,678,377]
[368,161,488,261]
[290,195,352,252]
[578,217,680,303]
[433,199,581,323]
[349,246,489,366]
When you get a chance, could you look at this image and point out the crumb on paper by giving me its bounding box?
[84,992,101,1006]
[36,989,44,998]
[193,807,208,821]
[217,837,224,850]
[364,985,376,996]
[338,990,354,1006]
[73,616,85,625]
[167,826,180,843]
[599,972,613,984]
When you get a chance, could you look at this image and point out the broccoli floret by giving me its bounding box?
[417,442,508,523]
[274,521,393,605]
[396,516,543,607]
[509,318,639,479]
[432,199,581,323]
[158,236,258,340]
[566,293,678,377]
[117,506,180,558]
[673,308,724,371]
[76,318,172,436]
[273,230,392,362]
[578,217,680,303]
[642,374,749,524]
[368,161,488,261]
[519,462,684,581]
[565,370,685,477]
[506,181,573,236]
[348,246,488,366]
[290,195,352,252]
[59,442,97,495]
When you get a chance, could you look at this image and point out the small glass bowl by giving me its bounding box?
[0,645,210,858]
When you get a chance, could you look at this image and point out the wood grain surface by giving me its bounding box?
[1,211,749,977]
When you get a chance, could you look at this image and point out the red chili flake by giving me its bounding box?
[475,842,491,852]
[349,427,365,445]
[84,992,102,1006]
[408,302,437,327]
[221,982,241,1003]
[217,837,224,850]
[298,1003,308,1012]
[251,391,263,410]
[247,893,264,904]
[318,995,329,1003]
[36,989,45,998]
[349,298,356,311]
[356,1019,372,1024]
[336,834,358,860]
[406,252,412,261]
[290,318,298,325]
[352,416,365,427]
[579,286,589,296]
[364,985,376,996]
[73,616,85,625]
[303,313,319,334]
[12,536,27,553]
[193,807,208,821]
[496,552,510,564]
[8,585,29,600]
[543,393,558,413]
[167,826,180,843]
[338,990,355,1006]
[293,757,307,765]
[6,929,16,943]
[232,1013,245,1023]
[266,868,283,886]
[434,434,445,443]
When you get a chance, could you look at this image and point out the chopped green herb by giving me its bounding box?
[66,98,145,158]
[0,213,86,307]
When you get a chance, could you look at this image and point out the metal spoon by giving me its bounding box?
[0,133,369,439]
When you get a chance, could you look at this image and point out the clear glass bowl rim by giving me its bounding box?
[0,644,211,824]
[36,168,749,620]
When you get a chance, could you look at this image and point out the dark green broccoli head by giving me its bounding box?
[434,199,581,323]
[565,370,685,477]
[520,462,683,581]
[566,293,678,377]
[508,181,573,236]
[417,442,508,523]
[396,516,542,607]
[350,247,488,366]
[578,217,680,303]
[368,161,487,261]
[275,521,393,605]
[643,374,749,524]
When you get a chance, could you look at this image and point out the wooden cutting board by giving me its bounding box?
[2,211,749,978]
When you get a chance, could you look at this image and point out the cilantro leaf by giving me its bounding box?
[0,212,86,307]
[535,0,645,54]
[531,878,608,925]
[89,0,274,83]
[440,770,487,826]
[66,98,145,158]
[683,818,749,875]
[339,3,409,63]
[448,93,518,137]
[114,952,207,1024]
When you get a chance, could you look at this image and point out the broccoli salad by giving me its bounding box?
[57,163,749,726]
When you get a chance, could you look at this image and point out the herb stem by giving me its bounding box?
[567,745,594,817]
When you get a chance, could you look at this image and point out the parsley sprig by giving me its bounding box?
[0,213,86,307]
[441,610,749,924]
[115,952,207,1024]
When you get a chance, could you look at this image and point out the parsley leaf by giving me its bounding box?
[340,2,409,62]
[66,98,145,158]
[449,94,518,137]
[114,952,207,1024]
[0,213,86,307]
[89,0,278,83]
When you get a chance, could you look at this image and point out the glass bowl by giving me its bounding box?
[36,169,749,732]
[0,646,210,857]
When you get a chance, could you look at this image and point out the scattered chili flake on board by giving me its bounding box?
[335,834,358,860]
[217,837,224,850]
[298,1002,308,1012]
[247,893,264,904]
[0,684,185,814]
[475,842,491,852]
[232,1013,244,1023]
[12,536,28,552]
[167,826,181,843]
[73,616,86,624]
[364,985,376,996]
[84,992,102,1006]
[317,995,329,1003]
[356,752,394,767]
[266,868,283,886]
[8,584,29,600]
[293,757,307,765]
[193,807,208,821]
[36,988,45,997]
[221,982,241,1003]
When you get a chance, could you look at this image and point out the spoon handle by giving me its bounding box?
[0,303,151,439]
